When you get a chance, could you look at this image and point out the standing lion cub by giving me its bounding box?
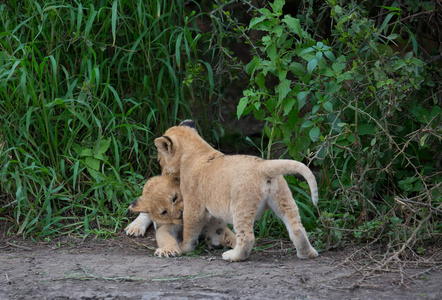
[155,120,319,262]
[127,174,236,257]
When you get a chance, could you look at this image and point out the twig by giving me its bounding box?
[399,10,439,23]
[395,197,442,215]
[5,273,10,285]
[6,242,32,251]
[131,240,156,251]
[399,262,406,287]
[410,268,433,279]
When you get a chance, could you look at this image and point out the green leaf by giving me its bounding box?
[297,91,308,110]
[237,96,249,119]
[410,58,424,66]
[283,97,296,115]
[266,43,277,62]
[411,105,430,124]
[85,157,100,171]
[337,71,353,83]
[276,78,291,105]
[282,15,302,36]
[270,0,285,15]
[379,6,402,12]
[347,134,356,143]
[249,16,267,29]
[84,213,89,232]
[358,124,376,136]
[309,127,320,142]
[324,51,336,62]
[94,153,109,161]
[393,60,406,70]
[301,120,314,128]
[111,1,118,46]
[323,68,335,77]
[299,47,315,60]
[246,56,260,74]
[80,149,93,157]
[332,62,346,74]
[307,58,318,74]
[422,1,435,11]
[325,81,340,94]
[323,101,333,112]
[289,62,305,75]
[420,134,428,147]
[97,138,111,154]
[379,12,397,35]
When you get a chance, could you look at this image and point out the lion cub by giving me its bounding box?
[155,120,319,262]
[128,174,236,257]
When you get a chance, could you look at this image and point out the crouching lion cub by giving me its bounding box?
[128,174,236,257]
[155,120,319,262]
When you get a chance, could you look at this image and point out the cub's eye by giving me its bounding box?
[161,210,167,215]
[172,194,178,203]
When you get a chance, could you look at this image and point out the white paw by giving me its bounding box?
[155,246,182,258]
[125,213,152,237]
[222,249,240,262]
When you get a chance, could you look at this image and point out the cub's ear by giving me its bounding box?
[154,136,174,155]
[179,119,197,130]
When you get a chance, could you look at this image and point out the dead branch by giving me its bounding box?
[6,242,32,251]
[395,196,442,215]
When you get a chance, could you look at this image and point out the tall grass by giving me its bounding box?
[0,0,219,237]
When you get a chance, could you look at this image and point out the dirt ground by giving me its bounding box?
[1,224,441,300]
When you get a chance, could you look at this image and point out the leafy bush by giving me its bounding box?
[0,0,228,236]
[238,0,441,251]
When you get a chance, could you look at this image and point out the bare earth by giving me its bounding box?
[1,226,441,300]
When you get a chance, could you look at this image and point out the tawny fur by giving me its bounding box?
[155,121,319,262]
[128,174,236,257]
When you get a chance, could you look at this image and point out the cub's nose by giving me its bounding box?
[129,199,138,211]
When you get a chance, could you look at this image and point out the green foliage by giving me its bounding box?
[238,0,441,250]
[0,0,229,237]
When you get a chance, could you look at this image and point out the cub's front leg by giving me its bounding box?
[218,228,236,249]
[155,224,182,257]
[179,207,206,253]
[204,217,237,249]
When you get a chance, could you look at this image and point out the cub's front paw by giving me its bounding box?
[125,213,152,237]
[179,241,195,254]
[155,246,182,257]
[221,249,244,262]
[222,230,237,249]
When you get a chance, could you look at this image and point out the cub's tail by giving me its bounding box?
[261,160,318,206]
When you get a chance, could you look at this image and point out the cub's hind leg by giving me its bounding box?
[268,177,318,259]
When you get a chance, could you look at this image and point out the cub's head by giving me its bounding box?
[129,174,183,226]
[154,119,199,175]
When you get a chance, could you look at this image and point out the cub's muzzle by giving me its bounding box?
[129,199,138,211]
